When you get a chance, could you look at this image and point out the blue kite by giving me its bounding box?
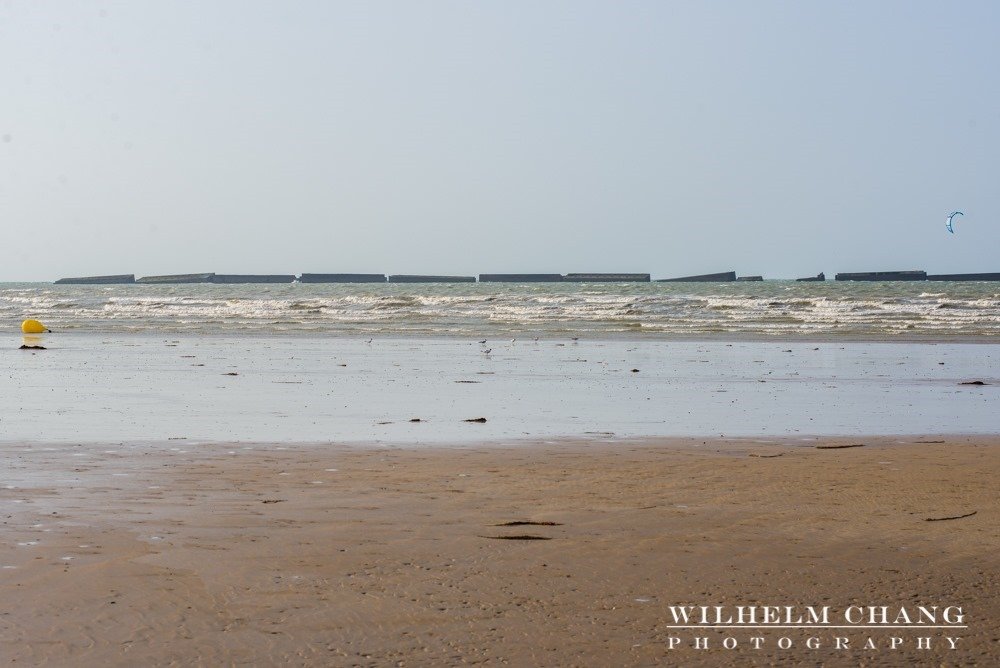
[945,211,963,234]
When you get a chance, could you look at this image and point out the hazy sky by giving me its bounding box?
[1,1,998,281]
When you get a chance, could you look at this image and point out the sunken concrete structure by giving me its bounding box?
[298,273,387,283]
[55,274,136,285]
[388,275,476,283]
[835,270,927,281]
[736,275,763,282]
[927,272,1000,281]
[136,273,216,284]
[478,274,564,283]
[561,273,651,282]
[796,272,826,282]
[657,271,737,282]
[211,275,295,284]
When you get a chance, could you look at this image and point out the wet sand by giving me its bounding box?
[5,334,1000,442]
[1,436,997,666]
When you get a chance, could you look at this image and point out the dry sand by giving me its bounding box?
[1,437,997,666]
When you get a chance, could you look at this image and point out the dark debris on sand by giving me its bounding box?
[493,521,562,527]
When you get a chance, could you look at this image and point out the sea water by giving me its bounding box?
[3,281,998,442]
[2,280,999,339]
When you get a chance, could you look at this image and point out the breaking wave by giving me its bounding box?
[2,281,999,338]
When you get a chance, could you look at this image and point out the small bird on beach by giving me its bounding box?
[478,339,487,344]
[483,348,492,355]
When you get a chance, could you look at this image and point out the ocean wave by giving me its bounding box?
[3,281,999,338]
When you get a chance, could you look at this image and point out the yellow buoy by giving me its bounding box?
[21,319,51,334]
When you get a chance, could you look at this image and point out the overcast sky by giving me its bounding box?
[1,1,998,281]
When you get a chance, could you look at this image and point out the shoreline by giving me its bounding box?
[1,431,997,452]
[2,436,996,666]
[14,328,1000,344]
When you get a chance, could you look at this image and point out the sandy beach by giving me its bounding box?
[1,436,996,666]
[4,332,999,665]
